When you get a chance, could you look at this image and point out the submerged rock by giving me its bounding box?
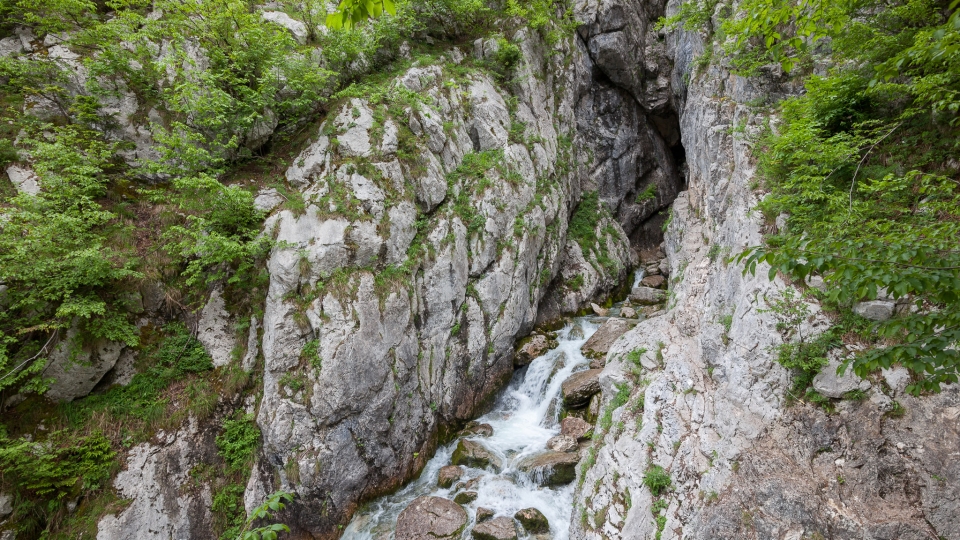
[561,369,603,408]
[460,422,494,438]
[395,496,467,540]
[518,451,580,486]
[437,465,463,489]
[453,491,478,504]
[451,439,502,472]
[472,516,518,540]
[515,334,556,366]
[514,507,550,534]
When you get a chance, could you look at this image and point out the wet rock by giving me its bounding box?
[451,439,502,472]
[630,286,667,305]
[581,318,637,359]
[590,303,609,316]
[560,417,593,441]
[453,476,482,492]
[472,516,518,540]
[588,357,605,370]
[514,507,550,534]
[641,275,667,289]
[437,465,463,489]
[476,507,495,523]
[813,357,871,399]
[561,369,602,408]
[460,422,494,438]
[620,306,638,318]
[518,451,580,486]
[854,300,895,321]
[453,491,478,504]
[569,324,585,340]
[546,435,578,453]
[396,496,467,540]
[515,334,556,367]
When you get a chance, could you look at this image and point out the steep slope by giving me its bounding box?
[568,2,960,539]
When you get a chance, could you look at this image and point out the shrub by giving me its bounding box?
[643,464,672,497]
[216,414,261,472]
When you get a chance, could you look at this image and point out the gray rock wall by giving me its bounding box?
[568,1,960,539]
[249,27,647,536]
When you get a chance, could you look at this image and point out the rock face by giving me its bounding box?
[395,496,467,540]
[567,1,960,538]
[518,451,580,486]
[472,516,518,540]
[561,369,603,408]
[247,26,647,536]
[96,418,217,540]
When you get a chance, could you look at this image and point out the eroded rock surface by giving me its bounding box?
[395,496,467,540]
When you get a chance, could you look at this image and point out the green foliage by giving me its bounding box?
[643,464,672,497]
[150,174,270,289]
[657,0,722,32]
[326,0,397,30]
[0,430,114,501]
[494,36,523,79]
[213,483,247,540]
[0,125,140,395]
[235,491,294,540]
[216,414,261,473]
[635,184,658,204]
[737,0,960,395]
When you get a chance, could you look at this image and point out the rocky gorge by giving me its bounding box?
[1,0,958,539]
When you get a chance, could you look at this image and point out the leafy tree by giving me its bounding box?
[0,125,140,394]
[715,0,960,394]
[326,0,397,30]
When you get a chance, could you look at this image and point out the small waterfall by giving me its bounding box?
[343,319,601,539]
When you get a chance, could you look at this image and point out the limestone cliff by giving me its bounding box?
[568,2,960,539]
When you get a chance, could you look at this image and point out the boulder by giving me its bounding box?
[476,507,495,523]
[620,306,638,318]
[590,302,609,316]
[453,491,478,504]
[472,516,518,540]
[641,275,667,289]
[460,422,494,438]
[546,435,578,453]
[253,188,285,213]
[518,451,580,486]
[451,439,502,472]
[560,417,593,441]
[639,248,661,265]
[261,11,308,44]
[514,507,550,534]
[41,329,124,402]
[437,465,464,489]
[581,318,637,359]
[396,496,468,540]
[630,286,667,305]
[515,334,556,366]
[813,358,871,399]
[854,300,895,321]
[561,369,603,408]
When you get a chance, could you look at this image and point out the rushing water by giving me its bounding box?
[343,318,602,539]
